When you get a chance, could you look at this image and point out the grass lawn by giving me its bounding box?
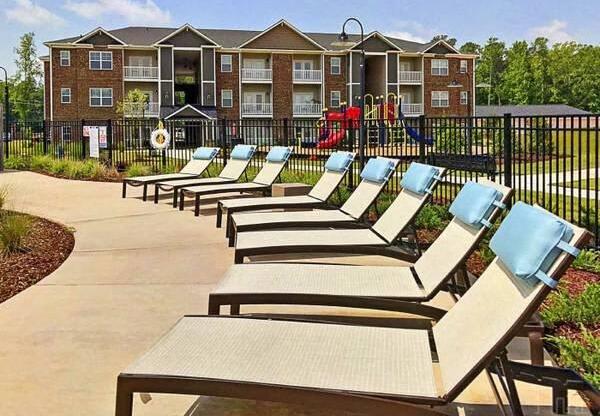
[567,179,598,190]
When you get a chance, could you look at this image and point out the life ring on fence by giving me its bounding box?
[150,121,171,150]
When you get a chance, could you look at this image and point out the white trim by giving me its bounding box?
[238,19,326,50]
[89,50,113,70]
[352,31,403,51]
[164,104,215,119]
[431,58,449,76]
[49,47,53,120]
[89,87,113,107]
[74,27,126,45]
[153,24,219,47]
[330,56,341,75]
[221,89,233,108]
[158,46,162,108]
[172,46,204,51]
[421,39,461,54]
[200,45,204,105]
[59,50,70,66]
[330,90,341,107]
[221,54,233,72]
[60,87,71,104]
[431,90,449,108]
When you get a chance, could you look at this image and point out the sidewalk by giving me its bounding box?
[0,171,590,416]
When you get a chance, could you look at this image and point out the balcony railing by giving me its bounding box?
[124,66,158,80]
[241,68,272,82]
[242,103,272,116]
[398,71,422,84]
[293,103,322,116]
[401,103,423,116]
[123,101,159,117]
[293,69,322,83]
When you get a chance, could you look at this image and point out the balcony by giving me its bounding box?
[398,71,422,84]
[401,103,423,116]
[124,66,158,81]
[293,103,322,117]
[293,69,322,83]
[242,102,272,117]
[241,68,272,82]
[123,102,159,117]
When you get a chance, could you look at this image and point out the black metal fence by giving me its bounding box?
[4,114,599,245]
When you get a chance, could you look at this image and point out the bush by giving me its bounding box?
[49,160,70,176]
[30,155,54,172]
[547,328,600,389]
[5,155,30,170]
[540,284,600,327]
[0,185,8,212]
[573,249,600,273]
[415,204,452,230]
[0,213,32,256]
[125,163,152,178]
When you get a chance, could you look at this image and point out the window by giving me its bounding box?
[221,89,233,108]
[460,91,469,105]
[431,91,449,107]
[294,60,313,71]
[460,60,468,74]
[330,90,341,107]
[60,50,70,66]
[129,56,152,66]
[431,59,448,76]
[62,126,72,141]
[330,57,341,75]
[89,51,113,70]
[60,88,71,104]
[221,54,232,72]
[89,88,113,107]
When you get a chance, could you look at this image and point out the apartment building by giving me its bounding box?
[41,20,476,122]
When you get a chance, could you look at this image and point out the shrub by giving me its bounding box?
[0,185,8,212]
[0,213,32,256]
[547,328,600,389]
[30,155,54,172]
[49,160,70,176]
[4,155,30,170]
[125,163,152,178]
[160,163,180,174]
[415,204,452,230]
[540,284,600,327]
[573,249,600,273]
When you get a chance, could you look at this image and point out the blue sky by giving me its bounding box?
[1,0,599,74]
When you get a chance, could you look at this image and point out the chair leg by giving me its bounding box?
[154,185,160,204]
[207,297,221,315]
[230,304,240,315]
[142,184,148,201]
[179,191,185,211]
[115,377,134,416]
[216,203,223,228]
[552,385,569,414]
[498,353,525,416]
[122,182,127,198]
[528,329,544,366]
[228,227,236,247]
[234,251,244,264]
[194,194,200,217]
[172,188,178,207]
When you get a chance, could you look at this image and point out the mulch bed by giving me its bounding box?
[0,214,74,304]
[31,170,122,183]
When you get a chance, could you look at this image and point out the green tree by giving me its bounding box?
[12,32,43,121]
[430,34,457,47]
[476,37,507,106]
[459,41,480,55]
[501,40,532,104]
[529,37,551,104]
[116,89,149,118]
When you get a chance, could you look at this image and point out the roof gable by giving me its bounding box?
[422,39,459,54]
[353,32,401,52]
[155,24,218,47]
[240,20,325,50]
[164,104,215,119]
[74,27,125,45]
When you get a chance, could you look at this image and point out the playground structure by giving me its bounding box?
[315,93,432,149]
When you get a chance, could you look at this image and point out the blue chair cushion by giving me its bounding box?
[400,163,441,195]
[266,146,292,162]
[359,158,396,184]
[230,145,255,160]
[489,202,579,288]
[449,181,504,228]
[325,151,354,172]
[192,147,218,160]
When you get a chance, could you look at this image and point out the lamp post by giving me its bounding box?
[0,66,8,171]
[333,17,365,170]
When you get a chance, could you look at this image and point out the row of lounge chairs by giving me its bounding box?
[117,147,590,416]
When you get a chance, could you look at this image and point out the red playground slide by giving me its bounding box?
[317,106,361,149]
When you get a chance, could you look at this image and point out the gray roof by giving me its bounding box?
[46,25,432,52]
[475,104,591,117]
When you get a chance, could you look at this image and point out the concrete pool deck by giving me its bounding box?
[0,170,590,416]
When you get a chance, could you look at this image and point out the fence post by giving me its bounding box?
[283,118,289,147]
[0,105,3,172]
[503,113,513,188]
[42,119,48,155]
[418,115,426,163]
[347,118,355,189]
[220,118,228,166]
[107,119,113,166]
[80,119,86,159]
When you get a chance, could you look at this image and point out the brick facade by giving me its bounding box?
[215,52,240,119]
[324,55,346,110]
[50,46,123,121]
[423,57,473,117]
[272,54,293,120]
[43,61,50,119]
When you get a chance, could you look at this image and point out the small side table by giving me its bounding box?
[271,183,312,211]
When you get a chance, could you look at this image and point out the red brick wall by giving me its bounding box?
[43,61,50,119]
[423,57,473,117]
[272,53,292,120]
[50,46,123,121]
[324,55,346,110]
[215,52,239,119]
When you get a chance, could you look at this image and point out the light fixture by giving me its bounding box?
[331,30,354,48]
[447,80,463,88]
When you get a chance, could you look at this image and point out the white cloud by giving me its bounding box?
[529,20,575,44]
[384,21,435,44]
[6,0,65,27]
[63,0,172,25]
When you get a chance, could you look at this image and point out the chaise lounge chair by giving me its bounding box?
[232,162,445,263]
[115,203,590,416]
[209,179,513,318]
[215,151,355,233]
[153,144,256,207]
[121,146,219,201]
[178,146,293,217]
[226,161,441,247]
